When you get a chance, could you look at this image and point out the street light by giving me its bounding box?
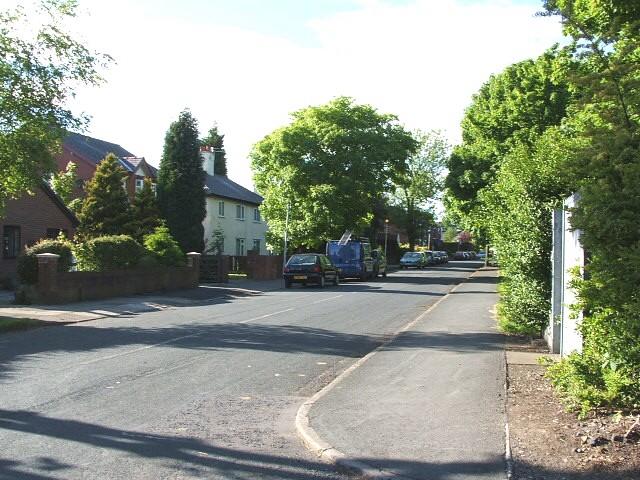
[282,200,291,272]
[384,219,389,257]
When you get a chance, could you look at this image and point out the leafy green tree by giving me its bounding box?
[391,130,448,249]
[444,49,572,223]
[131,178,162,241]
[541,0,640,412]
[157,110,206,253]
[0,0,110,212]
[50,161,78,205]
[77,153,134,238]
[199,124,227,176]
[251,97,416,251]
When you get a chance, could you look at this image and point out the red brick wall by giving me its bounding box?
[0,187,76,283]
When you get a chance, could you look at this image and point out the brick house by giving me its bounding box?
[58,132,157,200]
[1,183,79,286]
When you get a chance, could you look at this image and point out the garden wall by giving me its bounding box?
[20,252,201,304]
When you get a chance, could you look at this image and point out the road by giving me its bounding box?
[0,262,479,480]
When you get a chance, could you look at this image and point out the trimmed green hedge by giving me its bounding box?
[74,235,146,272]
[16,239,74,285]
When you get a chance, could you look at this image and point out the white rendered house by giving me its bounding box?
[201,148,267,256]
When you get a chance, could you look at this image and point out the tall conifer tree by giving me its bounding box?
[131,178,162,241]
[77,153,134,238]
[157,110,206,253]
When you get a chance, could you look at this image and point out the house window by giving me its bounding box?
[151,182,157,194]
[218,201,225,217]
[235,238,245,256]
[2,226,21,259]
[46,228,68,239]
[252,239,261,253]
[253,208,261,222]
[135,178,144,192]
[236,204,245,220]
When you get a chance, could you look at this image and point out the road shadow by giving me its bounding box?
[2,409,635,480]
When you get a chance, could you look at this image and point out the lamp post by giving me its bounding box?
[384,219,389,257]
[282,200,291,272]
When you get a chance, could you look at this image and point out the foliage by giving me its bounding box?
[542,1,640,412]
[77,153,134,238]
[157,109,206,253]
[444,48,572,226]
[74,235,145,272]
[50,161,78,206]
[390,130,448,249]
[131,178,162,241]
[143,226,184,267]
[445,49,573,336]
[251,96,416,251]
[486,128,579,334]
[16,237,73,284]
[199,124,227,176]
[0,0,110,212]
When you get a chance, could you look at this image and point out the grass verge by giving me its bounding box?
[0,316,48,334]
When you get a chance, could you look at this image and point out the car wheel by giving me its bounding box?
[382,270,387,277]
[319,275,325,288]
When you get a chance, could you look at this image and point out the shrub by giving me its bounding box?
[143,226,184,267]
[74,235,145,271]
[16,238,73,284]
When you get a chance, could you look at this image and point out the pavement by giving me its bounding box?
[298,267,508,479]
[0,277,284,324]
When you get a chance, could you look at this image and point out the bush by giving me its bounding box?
[143,226,184,267]
[16,238,74,284]
[74,235,145,271]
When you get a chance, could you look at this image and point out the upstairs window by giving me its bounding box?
[218,201,225,217]
[236,204,245,220]
[252,239,261,253]
[135,178,144,192]
[253,208,261,222]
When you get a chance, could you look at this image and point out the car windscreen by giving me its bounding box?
[287,255,317,265]
[327,243,361,262]
[403,252,422,258]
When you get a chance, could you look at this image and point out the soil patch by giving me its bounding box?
[506,339,640,480]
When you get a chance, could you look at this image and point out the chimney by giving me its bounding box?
[200,146,215,176]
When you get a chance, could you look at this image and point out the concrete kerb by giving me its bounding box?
[295,268,494,480]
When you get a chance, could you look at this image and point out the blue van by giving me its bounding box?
[326,239,375,280]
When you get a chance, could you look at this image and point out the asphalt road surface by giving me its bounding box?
[0,262,479,480]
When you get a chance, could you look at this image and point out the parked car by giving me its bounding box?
[423,250,435,265]
[283,253,339,288]
[453,251,466,260]
[326,238,375,280]
[371,248,387,277]
[400,251,427,269]
[476,251,486,260]
[433,251,448,264]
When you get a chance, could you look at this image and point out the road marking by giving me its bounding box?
[239,308,293,324]
[316,362,327,365]
[78,308,294,367]
[311,295,343,304]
